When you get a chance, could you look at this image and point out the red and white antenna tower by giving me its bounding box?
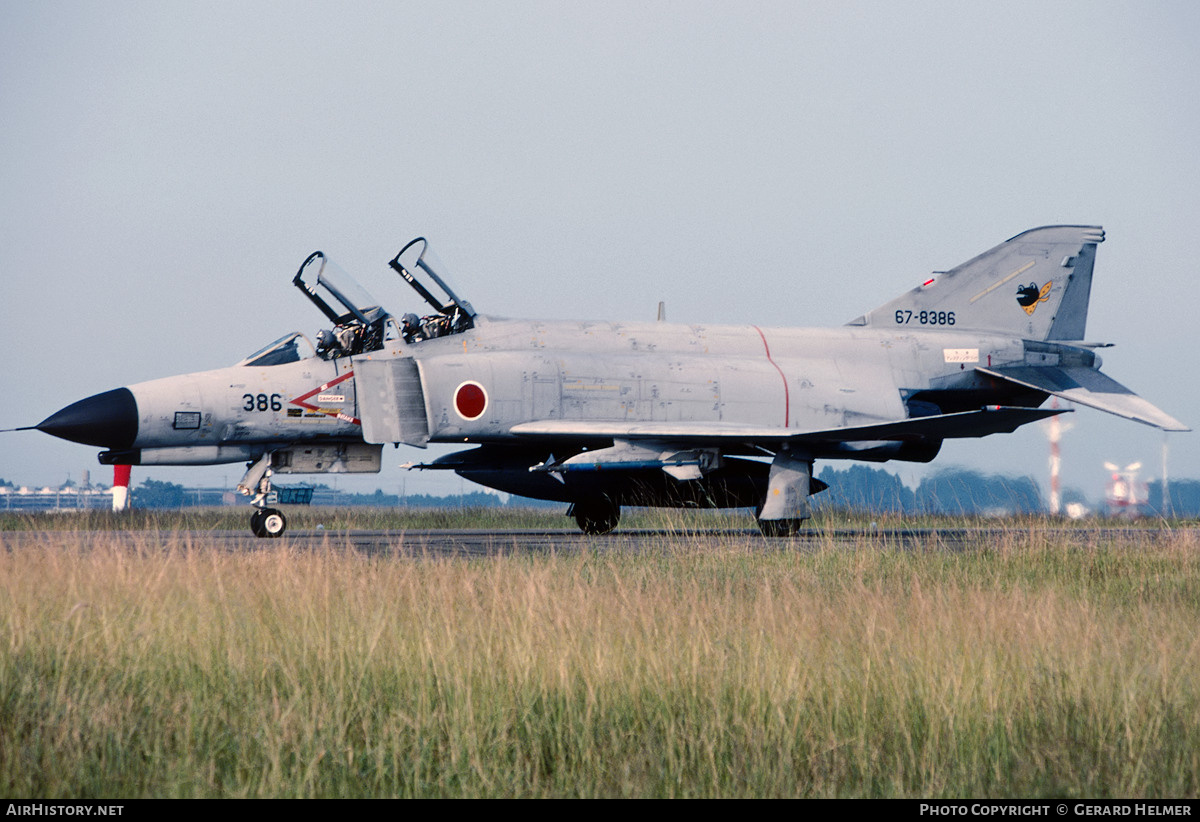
[1042,398,1074,516]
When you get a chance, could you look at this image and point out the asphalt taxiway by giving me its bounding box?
[4,526,1181,557]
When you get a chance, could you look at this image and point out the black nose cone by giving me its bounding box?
[36,388,138,448]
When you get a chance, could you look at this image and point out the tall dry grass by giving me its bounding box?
[2,525,1198,797]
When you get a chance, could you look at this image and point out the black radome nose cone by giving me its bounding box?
[35,388,138,448]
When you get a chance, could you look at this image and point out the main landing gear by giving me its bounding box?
[570,498,621,535]
[566,498,809,537]
[756,517,804,537]
[755,451,814,537]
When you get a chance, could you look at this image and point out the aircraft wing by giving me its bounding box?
[977,366,1189,431]
[508,406,1066,444]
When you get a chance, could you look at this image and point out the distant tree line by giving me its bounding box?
[1146,480,1200,518]
[815,465,1044,515]
[134,478,187,509]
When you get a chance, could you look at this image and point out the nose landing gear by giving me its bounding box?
[238,452,289,538]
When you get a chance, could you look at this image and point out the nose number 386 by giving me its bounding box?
[242,393,283,412]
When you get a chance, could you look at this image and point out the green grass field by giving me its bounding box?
[2,511,1198,797]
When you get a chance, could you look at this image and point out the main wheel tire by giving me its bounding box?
[573,500,620,535]
[757,517,803,537]
[250,509,266,538]
[260,508,287,538]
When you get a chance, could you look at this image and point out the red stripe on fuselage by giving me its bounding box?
[751,326,789,428]
[288,370,361,426]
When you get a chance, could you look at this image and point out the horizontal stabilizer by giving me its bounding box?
[977,366,1189,431]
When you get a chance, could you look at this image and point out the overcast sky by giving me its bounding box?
[2,0,1197,504]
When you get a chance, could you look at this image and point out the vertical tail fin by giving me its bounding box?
[847,225,1105,341]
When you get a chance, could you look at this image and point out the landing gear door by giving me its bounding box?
[355,358,431,447]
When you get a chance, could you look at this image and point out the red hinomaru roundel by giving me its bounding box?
[453,381,488,421]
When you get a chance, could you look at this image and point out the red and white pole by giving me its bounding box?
[112,464,131,512]
[1047,399,1061,516]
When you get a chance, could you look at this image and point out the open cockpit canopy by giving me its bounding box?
[390,238,475,342]
[288,240,476,356]
[293,251,388,327]
[293,251,394,358]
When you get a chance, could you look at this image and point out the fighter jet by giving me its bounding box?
[21,226,1188,536]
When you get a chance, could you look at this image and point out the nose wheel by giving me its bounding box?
[250,507,287,538]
